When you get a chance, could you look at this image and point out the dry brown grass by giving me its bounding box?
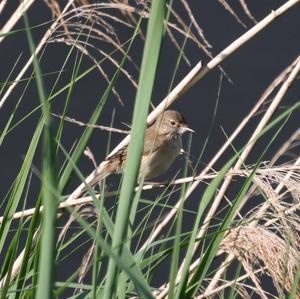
[221,225,300,297]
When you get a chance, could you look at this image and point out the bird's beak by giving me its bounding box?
[179,126,195,134]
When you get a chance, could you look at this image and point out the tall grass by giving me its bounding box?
[0,1,300,298]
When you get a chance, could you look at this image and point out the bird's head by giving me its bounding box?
[154,110,194,136]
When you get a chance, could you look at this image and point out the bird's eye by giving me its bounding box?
[170,120,176,126]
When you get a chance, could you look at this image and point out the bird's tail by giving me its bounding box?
[80,159,119,197]
[66,156,122,203]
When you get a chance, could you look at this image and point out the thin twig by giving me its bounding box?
[52,113,129,134]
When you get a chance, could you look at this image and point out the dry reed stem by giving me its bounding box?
[78,244,96,284]
[235,57,300,205]
[165,26,190,65]
[55,1,298,298]
[195,154,300,297]
[203,210,299,293]
[207,52,300,235]
[0,0,8,15]
[240,259,269,299]
[154,257,265,299]
[270,128,300,165]
[44,0,62,18]
[227,54,300,213]
[0,0,76,289]
[49,9,130,105]
[248,156,300,225]
[2,164,299,223]
[75,2,208,52]
[168,3,212,58]
[0,0,207,139]
[0,0,36,44]
[244,125,300,204]
[48,35,138,93]
[50,2,207,74]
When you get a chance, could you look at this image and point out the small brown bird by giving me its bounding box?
[89,110,194,188]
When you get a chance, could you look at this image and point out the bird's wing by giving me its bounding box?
[107,145,128,166]
[107,130,164,164]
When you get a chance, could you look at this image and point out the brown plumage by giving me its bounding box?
[87,110,193,189]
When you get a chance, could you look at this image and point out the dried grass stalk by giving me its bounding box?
[221,225,300,297]
[0,0,36,44]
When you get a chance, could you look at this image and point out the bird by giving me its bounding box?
[88,110,194,189]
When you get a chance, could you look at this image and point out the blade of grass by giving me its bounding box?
[5,21,141,298]
[0,54,24,146]
[1,30,86,296]
[68,207,154,299]
[24,13,59,299]
[0,0,76,110]
[0,233,21,299]
[0,53,22,97]
[0,19,53,38]
[103,1,165,298]
[0,121,43,253]
[288,260,300,298]
[168,134,192,299]
[91,111,117,299]
[54,15,95,152]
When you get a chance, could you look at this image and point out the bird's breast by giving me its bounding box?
[140,135,182,179]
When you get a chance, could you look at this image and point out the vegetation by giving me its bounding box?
[0,0,300,298]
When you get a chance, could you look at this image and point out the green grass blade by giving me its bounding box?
[23,13,59,299]
[103,1,165,298]
[0,121,43,253]
[0,20,53,38]
[168,136,191,299]
[288,260,300,299]
[0,53,22,97]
